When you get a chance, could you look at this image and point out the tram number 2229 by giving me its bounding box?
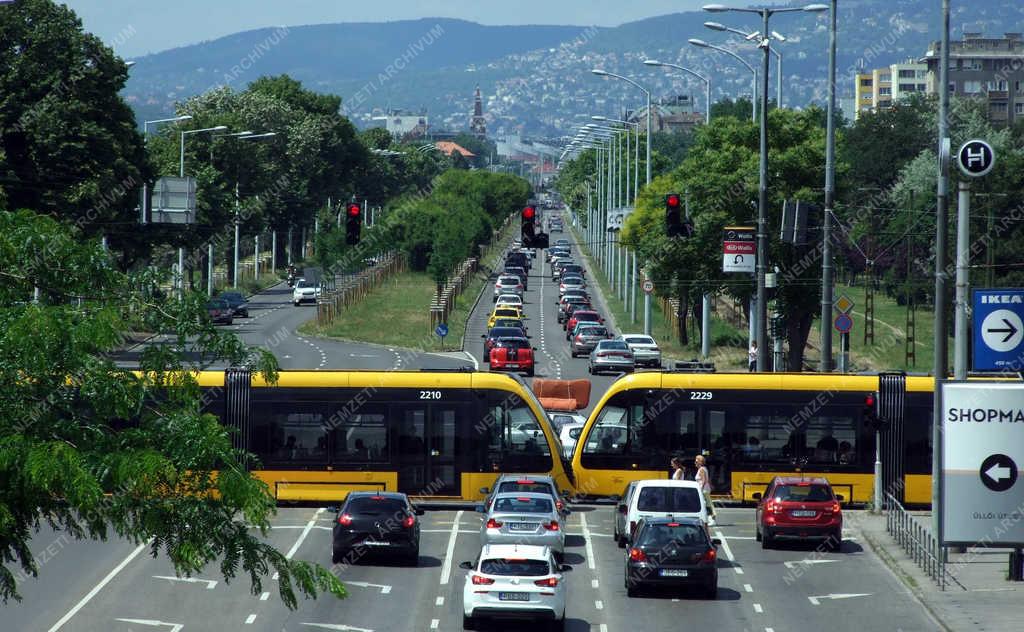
[689,391,713,400]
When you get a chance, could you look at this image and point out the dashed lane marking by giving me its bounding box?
[439,510,464,585]
[595,600,603,610]
[744,584,753,592]
[260,592,270,601]
[430,620,439,629]
[753,603,763,614]
[591,579,599,589]
[245,614,257,625]
[581,514,596,571]
[435,596,444,606]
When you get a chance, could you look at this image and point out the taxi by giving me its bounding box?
[488,306,525,329]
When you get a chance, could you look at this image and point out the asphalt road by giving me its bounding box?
[11,227,938,631]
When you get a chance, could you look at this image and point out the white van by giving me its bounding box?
[623,479,708,544]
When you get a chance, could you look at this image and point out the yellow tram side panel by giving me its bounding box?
[254,470,398,502]
[903,474,932,505]
[731,471,874,504]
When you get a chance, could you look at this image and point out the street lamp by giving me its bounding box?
[180,125,228,177]
[688,39,758,123]
[593,115,641,202]
[644,60,711,126]
[704,22,785,107]
[701,2,827,372]
[591,69,653,186]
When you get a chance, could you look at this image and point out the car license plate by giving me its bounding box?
[509,523,536,531]
[507,364,519,368]
[499,592,530,601]
[791,510,817,517]
[660,569,688,577]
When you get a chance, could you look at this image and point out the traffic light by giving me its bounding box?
[346,203,362,245]
[665,193,692,238]
[521,205,537,247]
[863,393,888,432]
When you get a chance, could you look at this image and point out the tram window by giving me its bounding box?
[476,393,552,471]
[330,408,388,463]
[635,406,697,456]
[584,405,627,454]
[741,412,794,462]
[251,403,328,463]
[804,415,857,465]
[507,402,551,456]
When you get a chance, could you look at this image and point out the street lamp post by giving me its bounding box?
[702,2,827,371]
[688,38,758,122]
[704,22,785,107]
[821,0,838,373]
[592,70,652,186]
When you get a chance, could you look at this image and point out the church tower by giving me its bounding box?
[470,85,487,138]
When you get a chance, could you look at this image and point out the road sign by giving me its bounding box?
[833,313,853,334]
[941,382,1024,545]
[834,294,855,314]
[722,226,755,273]
[435,323,449,338]
[957,139,996,178]
[642,279,654,294]
[972,289,1024,371]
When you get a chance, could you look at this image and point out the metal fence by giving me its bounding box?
[885,492,947,589]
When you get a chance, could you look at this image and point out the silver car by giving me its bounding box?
[618,334,662,368]
[493,275,524,301]
[477,492,565,557]
[589,340,635,375]
[571,324,611,357]
[559,275,586,297]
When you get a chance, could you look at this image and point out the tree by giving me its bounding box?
[0,209,345,606]
[840,94,932,192]
[710,97,754,121]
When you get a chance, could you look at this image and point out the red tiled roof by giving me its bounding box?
[434,141,476,157]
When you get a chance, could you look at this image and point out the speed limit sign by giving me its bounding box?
[643,279,654,294]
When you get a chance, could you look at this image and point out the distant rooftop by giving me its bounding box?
[434,141,475,158]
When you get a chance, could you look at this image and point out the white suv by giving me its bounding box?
[460,544,569,631]
[292,279,320,306]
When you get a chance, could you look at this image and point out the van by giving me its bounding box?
[623,479,708,544]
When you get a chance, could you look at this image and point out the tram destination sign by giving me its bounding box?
[941,382,1024,546]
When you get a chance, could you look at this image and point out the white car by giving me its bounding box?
[460,544,569,630]
[624,480,710,544]
[556,422,585,459]
[292,279,320,306]
[617,334,662,368]
[495,294,524,310]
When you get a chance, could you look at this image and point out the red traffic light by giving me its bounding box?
[865,393,876,407]
[522,206,536,220]
[666,194,681,208]
[347,204,361,217]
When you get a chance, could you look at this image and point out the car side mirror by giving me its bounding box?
[558,564,573,572]
[458,561,474,570]
[712,538,722,547]
[835,494,844,502]
[475,505,486,513]
[751,492,762,500]
[481,334,487,338]
[415,508,425,516]
[533,347,538,351]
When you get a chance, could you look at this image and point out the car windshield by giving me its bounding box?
[638,523,706,547]
[206,300,227,308]
[220,293,243,302]
[296,281,312,288]
[493,496,553,513]
[562,277,583,285]
[346,496,407,515]
[636,487,702,513]
[625,336,656,345]
[497,296,521,302]
[493,320,523,329]
[773,484,833,502]
[599,341,629,351]
[497,481,553,496]
[480,559,550,576]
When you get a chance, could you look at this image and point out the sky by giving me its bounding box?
[61,0,750,57]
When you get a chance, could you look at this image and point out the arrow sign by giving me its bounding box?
[986,464,1011,481]
[988,318,1019,344]
[807,593,871,605]
[152,575,218,589]
[301,623,373,632]
[783,559,839,569]
[980,454,1018,492]
[344,580,392,594]
[115,619,184,632]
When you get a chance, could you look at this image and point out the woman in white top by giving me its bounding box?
[694,455,717,525]
[670,457,685,480]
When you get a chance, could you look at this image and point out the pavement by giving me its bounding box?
[853,510,1024,632]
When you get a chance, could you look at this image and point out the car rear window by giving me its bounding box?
[496,338,530,349]
[625,336,655,345]
[636,487,702,513]
[497,481,553,496]
[773,484,833,502]
[581,327,607,336]
[599,341,629,351]
[499,276,519,284]
[495,309,518,317]
[481,559,550,576]
[493,496,553,513]
[638,523,707,547]
[346,497,407,515]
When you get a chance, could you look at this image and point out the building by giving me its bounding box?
[470,86,487,138]
[626,95,704,133]
[433,141,475,159]
[922,32,1024,125]
[371,109,429,139]
[852,60,927,119]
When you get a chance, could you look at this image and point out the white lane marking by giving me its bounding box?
[753,603,763,614]
[600,625,608,632]
[595,600,604,610]
[808,593,871,605]
[260,592,270,601]
[48,541,150,632]
[346,581,392,594]
[784,559,838,569]
[114,619,183,632]
[713,529,741,575]
[272,572,279,580]
[435,596,444,606]
[286,508,324,560]
[245,614,257,625]
[301,623,373,632]
[430,620,439,629]
[591,579,599,589]
[744,583,753,593]
[439,510,464,585]
[766,628,775,632]
[735,567,745,574]
[580,513,596,571]
[152,575,218,589]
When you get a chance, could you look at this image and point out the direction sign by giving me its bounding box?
[833,313,853,334]
[957,139,996,178]
[435,323,449,338]
[722,227,755,273]
[642,279,654,294]
[941,382,1024,545]
[972,289,1024,371]
[833,294,855,314]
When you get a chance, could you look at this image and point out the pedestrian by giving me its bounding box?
[694,455,716,526]
[670,456,685,480]
[748,340,757,372]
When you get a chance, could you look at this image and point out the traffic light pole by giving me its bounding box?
[755,8,771,372]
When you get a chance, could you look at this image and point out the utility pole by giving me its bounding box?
[953,180,971,379]
[820,0,837,372]
[755,8,771,371]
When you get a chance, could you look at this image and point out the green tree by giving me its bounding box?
[710,97,754,121]
[0,209,344,606]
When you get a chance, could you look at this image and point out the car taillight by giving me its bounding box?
[830,501,842,514]
[403,515,416,528]
[534,577,559,587]
[486,518,502,529]
[628,547,647,562]
[544,521,560,531]
[701,548,717,564]
[337,513,353,526]
[765,501,780,514]
[471,574,495,585]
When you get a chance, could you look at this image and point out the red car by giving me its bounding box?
[564,310,603,339]
[754,476,843,551]
[488,337,536,377]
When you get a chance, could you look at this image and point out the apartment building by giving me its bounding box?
[852,60,928,119]
[922,32,1024,125]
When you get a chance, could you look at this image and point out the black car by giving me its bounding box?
[482,326,529,362]
[204,299,233,325]
[625,517,719,598]
[506,251,530,271]
[218,291,249,318]
[332,492,423,565]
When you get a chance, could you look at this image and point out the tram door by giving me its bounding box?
[395,403,462,497]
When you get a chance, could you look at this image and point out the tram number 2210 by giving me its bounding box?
[688,391,713,400]
[419,390,442,400]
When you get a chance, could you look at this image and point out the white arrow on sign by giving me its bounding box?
[808,593,871,605]
[783,559,839,569]
[344,580,392,594]
[301,623,373,632]
[985,463,1013,483]
[115,618,184,632]
[152,575,218,589]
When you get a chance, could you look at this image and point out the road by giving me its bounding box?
[11,227,939,631]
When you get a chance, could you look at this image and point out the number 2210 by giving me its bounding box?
[419,390,442,400]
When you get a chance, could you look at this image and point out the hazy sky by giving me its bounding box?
[61,0,749,57]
